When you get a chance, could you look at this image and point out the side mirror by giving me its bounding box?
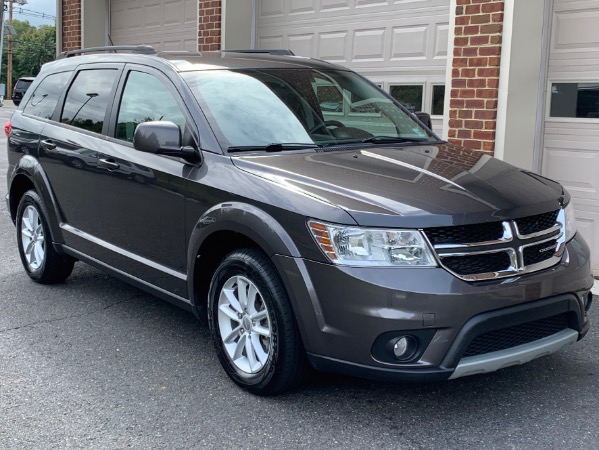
[414,112,432,130]
[133,121,200,163]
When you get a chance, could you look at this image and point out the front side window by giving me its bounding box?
[61,69,118,134]
[23,72,71,119]
[116,71,187,142]
[183,69,436,150]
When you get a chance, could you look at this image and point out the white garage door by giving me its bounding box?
[110,0,198,51]
[256,0,450,133]
[541,0,599,274]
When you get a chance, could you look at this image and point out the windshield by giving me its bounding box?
[183,68,438,151]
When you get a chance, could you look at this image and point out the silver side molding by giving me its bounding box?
[449,329,579,380]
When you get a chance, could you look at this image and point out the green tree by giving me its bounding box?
[1,20,55,93]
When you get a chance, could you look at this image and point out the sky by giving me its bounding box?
[11,0,56,27]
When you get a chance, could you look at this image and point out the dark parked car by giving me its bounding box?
[5,46,593,395]
[11,76,35,106]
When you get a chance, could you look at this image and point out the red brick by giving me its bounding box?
[474,110,496,120]
[463,25,480,35]
[462,47,478,57]
[454,36,469,47]
[473,130,495,140]
[481,24,502,34]
[479,46,501,56]
[468,57,488,67]
[465,4,481,14]
[465,99,485,109]
[482,2,503,13]
[462,140,483,150]
[467,78,486,88]
[464,120,484,129]
[470,14,491,25]
[477,88,499,99]
[470,35,490,45]
[453,78,467,88]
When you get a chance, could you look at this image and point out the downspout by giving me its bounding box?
[250,0,256,49]
[56,0,63,54]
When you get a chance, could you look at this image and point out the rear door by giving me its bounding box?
[39,65,122,251]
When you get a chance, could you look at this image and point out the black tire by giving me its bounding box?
[16,190,75,284]
[208,249,308,395]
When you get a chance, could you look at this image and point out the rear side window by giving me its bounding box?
[61,69,118,134]
[16,79,33,90]
[22,72,71,119]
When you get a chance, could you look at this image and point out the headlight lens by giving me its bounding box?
[564,201,577,242]
[308,220,437,267]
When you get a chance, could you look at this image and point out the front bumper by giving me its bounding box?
[273,234,592,381]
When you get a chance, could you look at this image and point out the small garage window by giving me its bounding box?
[390,85,423,113]
[431,85,445,116]
[550,82,599,119]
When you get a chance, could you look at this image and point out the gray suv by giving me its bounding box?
[5,46,593,395]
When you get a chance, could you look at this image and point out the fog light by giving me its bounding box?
[585,291,593,312]
[393,337,409,358]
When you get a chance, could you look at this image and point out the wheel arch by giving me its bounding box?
[9,156,64,244]
[187,202,302,323]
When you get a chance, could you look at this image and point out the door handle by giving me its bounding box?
[99,158,120,170]
[40,139,56,150]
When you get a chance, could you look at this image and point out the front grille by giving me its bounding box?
[463,314,569,358]
[425,221,504,246]
[523,239,558,266]
[515,210,559,236]
[442,252,511,276]
[423,209,564,281]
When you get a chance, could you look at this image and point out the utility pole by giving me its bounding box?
[0,1,5,101]
[7,0,12,96]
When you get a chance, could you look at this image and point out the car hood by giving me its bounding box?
[232,143,565,227]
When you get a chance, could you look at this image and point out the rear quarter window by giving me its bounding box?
[22,72,71,119]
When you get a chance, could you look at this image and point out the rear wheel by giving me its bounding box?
[16,190,75,284]
[208,249,308,395]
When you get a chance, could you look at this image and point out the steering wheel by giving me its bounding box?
[309,120,344,134]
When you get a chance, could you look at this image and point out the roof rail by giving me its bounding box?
[224,49,296,56]
[57,45,157,59]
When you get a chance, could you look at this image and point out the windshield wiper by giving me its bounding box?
[361,136,430,144]
[227,143,319,153]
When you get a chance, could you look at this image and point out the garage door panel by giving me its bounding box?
[353,29,386,61]
[391,25,428,60]
[543,0,599,274]
[542,147,599,198]
[111,0,197,51]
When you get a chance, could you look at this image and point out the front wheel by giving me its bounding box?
[16,190,75,284]
[208,249,308,395]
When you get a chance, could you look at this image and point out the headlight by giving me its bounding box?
[564,201,577,242]
[308,220,437,267]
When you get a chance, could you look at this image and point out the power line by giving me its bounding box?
[12,7,55,22]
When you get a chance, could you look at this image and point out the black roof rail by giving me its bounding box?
[224,49,296,56]
[57,45,157,59]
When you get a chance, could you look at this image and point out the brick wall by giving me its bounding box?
[198,0,222,51]
[448,0,504,154]
[61,0,81,52]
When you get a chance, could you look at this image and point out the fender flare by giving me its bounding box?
[186,201,302,308]
[10,155,65,244]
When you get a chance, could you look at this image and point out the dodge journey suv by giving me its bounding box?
[5,46,593,395]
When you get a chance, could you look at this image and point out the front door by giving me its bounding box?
[86,66,194,297]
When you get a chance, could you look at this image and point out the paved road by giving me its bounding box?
[1,103,598,449]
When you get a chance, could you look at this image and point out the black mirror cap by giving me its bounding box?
[415,112,432,130]
[133,121,182,154]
